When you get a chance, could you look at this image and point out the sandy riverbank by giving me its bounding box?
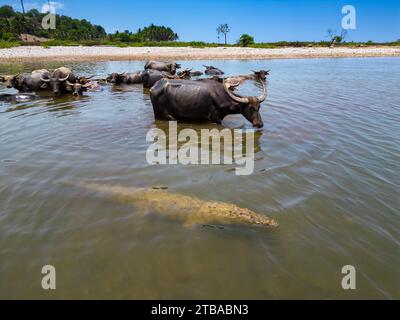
[1,45,399,62]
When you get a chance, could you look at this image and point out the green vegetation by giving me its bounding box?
[0,39,20,48]
[0,5,106,42]
[327,29,347,46]
[238,34,255,47]
[109,24,178,43]
[0,5,398,49]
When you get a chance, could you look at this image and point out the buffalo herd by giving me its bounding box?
[1,61,269,127]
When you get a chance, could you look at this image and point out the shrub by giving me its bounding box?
[237,34,255,47]
[0,40,20,48]
[1,32,17,41]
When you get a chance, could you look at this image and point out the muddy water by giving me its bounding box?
[0,58,399,299]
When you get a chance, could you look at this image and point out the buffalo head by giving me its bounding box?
[177,68,192,79]
[203,65,224,75]
[76,75,94,84]
[1,74,22,89]
[170,63,181,75]
[66,80,93,97]
[106,73,125,84]
[223,77,267,128]
[41,67,73,94]
[252,69,270,81]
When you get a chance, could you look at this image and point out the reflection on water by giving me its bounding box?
[0,58,399,299]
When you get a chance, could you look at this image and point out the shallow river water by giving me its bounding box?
[0,58,399,299]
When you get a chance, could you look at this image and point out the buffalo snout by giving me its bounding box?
[252,111,264,128]
[51,82,60,94]
[253,120,264,128]
[243,105,264,129]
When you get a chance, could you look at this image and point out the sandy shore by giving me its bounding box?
[1,45,399,62]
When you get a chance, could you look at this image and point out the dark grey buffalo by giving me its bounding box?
[0,93,40,102]
[144,61,181,75]
[66,80,94,97]
[189,71,203,77]
[0,70,51,92]
[141,69,165,89]
[0,74,22,89]
[41,67,76,94]
[106,72,143,84]
[149,72,267,128]
[203,65,224,76]
[142,69,191,89]
[176,69,193,79]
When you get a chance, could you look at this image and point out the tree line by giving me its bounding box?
[0,5,106,41]
[0,5,397,47]
[109,25,178,43]
[0,5,178,43]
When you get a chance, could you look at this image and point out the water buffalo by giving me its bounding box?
[149,72,267,128]
[224,70,270,88]
[76,75,93,84]
[76,76,103,91]
[0,74,22,89]
[176,69,193,79]
[23,69,52,91]
[1,70,51,92]
[106,71,143,84]
[66,80,94,97]
[0,93,40,102]
[144,61,181,75]
[142,70,170,89]
[190,71,203,77]
[41,67,76,94]
[251,70,270,81]
[142,69,191,89]
[203,65,224,75]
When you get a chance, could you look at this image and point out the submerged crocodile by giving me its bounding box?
[76,182,278,227]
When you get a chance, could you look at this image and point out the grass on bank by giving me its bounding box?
[0,40,21,48]
[0,39,399,49]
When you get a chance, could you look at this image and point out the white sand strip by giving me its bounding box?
[0,45,399,62]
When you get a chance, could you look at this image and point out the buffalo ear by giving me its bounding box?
[40,83,48,89]
[65,85,73,92]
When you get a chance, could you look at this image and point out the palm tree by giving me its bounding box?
[20,0,25,14]
[217,23,230,45]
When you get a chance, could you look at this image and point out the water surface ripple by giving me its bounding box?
[0,58,399,299]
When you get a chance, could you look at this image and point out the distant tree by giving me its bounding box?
[217,23,230,45]
[12,13,26,34]
[238,34,254,47]
[26,9,40,17]
[137,24,178,42]
[0,5,15,18]
[327,29,347,47]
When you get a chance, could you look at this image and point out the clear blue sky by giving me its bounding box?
[4,0,400,42]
